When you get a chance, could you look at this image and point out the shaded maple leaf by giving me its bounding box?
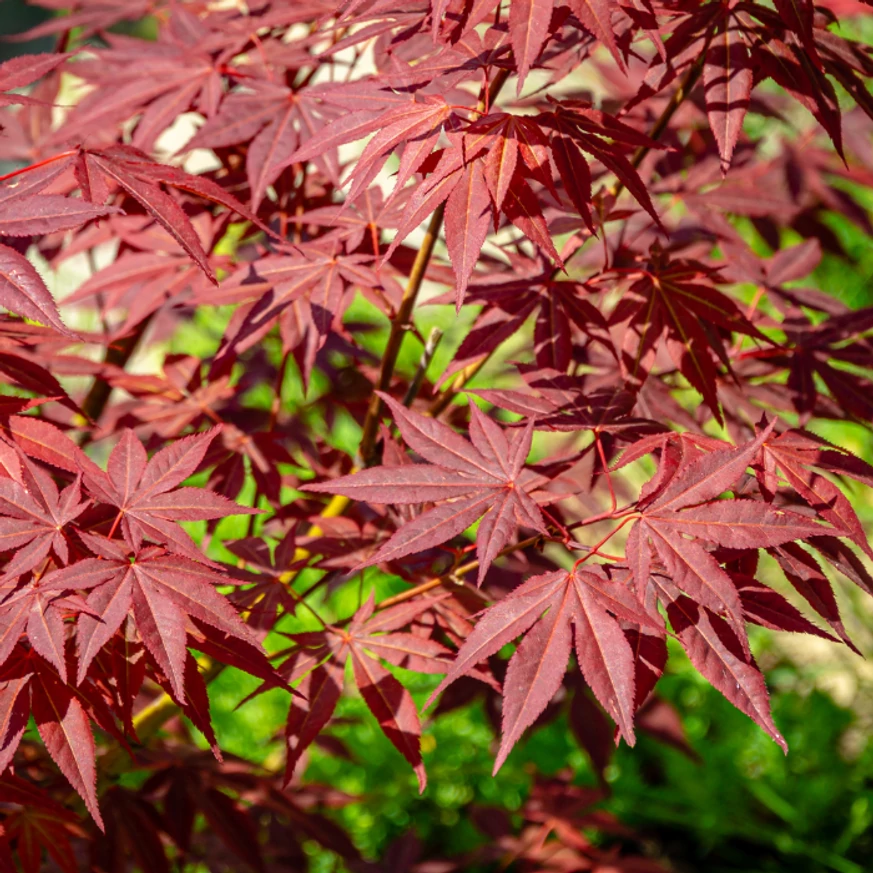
[282,595,452,790]
[96,354,234,440]
[50,26,229,153]
[224,531,309,634]
[187,79,344,210]
[303,393,547,583]
[771,307,873,423]
[432,264,613,378]
[208,243,401,387]
[60,218,219,334]
[703,12,754,174]
[13,1,153,42]
[0,773,83,873]
[70,145,268,283]
[430,0,623,82]
[606,250,769,420]
[627,0,864,164]
[0,646,127,828]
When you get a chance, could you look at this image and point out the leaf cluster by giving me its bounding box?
[0,1,871,870]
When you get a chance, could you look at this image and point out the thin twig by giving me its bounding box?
[79,315,154,443]
[595,436,617,513]
[358,204,446,466]
[358,68,510,440]
[403,327,443,407]
[377,533,544,610]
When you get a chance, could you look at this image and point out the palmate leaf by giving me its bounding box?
[629,422,833,645]
[303,394,547,583]
[0,0,872,858]
[654,580,787,753]
[434,267,612,378]
[71,146,269,283]
[207,245,395,387]
[607,253,768,419]
[44,535,261,698]
[293,92,657,303]
[0,773,82,873]
[0,455,89,580]
[81,428,257,562]
[188,79,341,209]
[47,28,227,155]
[430,0,623,79]
[0,647,127,829]
[281,595,451,790]
[427,566,662,769]
[759,428,873,560]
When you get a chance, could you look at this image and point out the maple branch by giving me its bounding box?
[375,534,543,610]
[357,204,446,465]
[358,68,510,456]
[429,356,488,416]
[79,316,154,440]
[403,326,443,407]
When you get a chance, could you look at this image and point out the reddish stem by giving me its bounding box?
[572,516,637,569]
[567,503,636,532]
[595,436,617,513]
[0,150,77,184]
[107,510,123,540]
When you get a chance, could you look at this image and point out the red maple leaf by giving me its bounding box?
[81,428,257,562]
[428,565,661,769]
[282,594,454,790]
[45,533,258,699]
[304,393,548,583]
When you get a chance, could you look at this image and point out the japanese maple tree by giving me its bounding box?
[0,0,872,869]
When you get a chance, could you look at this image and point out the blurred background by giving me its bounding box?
[2,3,873,872]
[0,0,50,61]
